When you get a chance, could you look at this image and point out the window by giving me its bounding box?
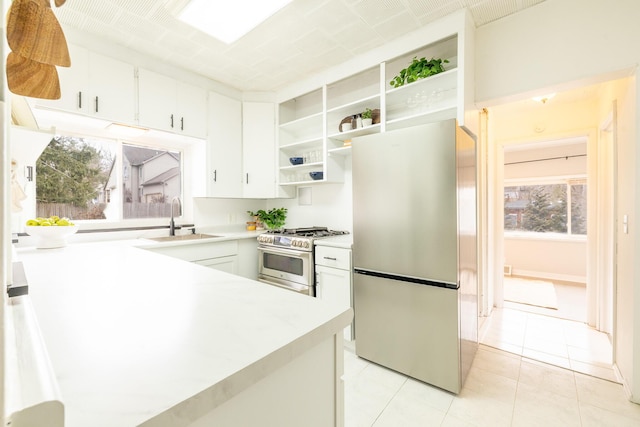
[504,180,587,235]
[36,135,183,222]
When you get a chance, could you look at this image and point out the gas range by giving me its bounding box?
[257,227,349,252]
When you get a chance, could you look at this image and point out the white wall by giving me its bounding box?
[477,0,640,401]
[475,0,639,104]
[268,159,353,233]
[504,237,586,282]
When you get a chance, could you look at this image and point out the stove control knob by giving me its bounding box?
[303,241,310,249]
[293,239,300,247]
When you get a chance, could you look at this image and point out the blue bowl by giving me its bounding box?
[309,171,323,180]
[289,157,304,165]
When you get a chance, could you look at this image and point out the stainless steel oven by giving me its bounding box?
[257,227,349,297]
[257,245,314,295]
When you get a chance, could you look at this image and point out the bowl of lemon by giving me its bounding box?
[25,216,79,249]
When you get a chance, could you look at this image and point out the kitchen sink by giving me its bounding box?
[147,233,221,242]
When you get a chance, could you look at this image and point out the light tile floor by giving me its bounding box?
[343,343,640,426]
[480,307,617,383]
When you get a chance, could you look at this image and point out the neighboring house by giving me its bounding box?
[141,166,180,203]
[122,146,180,203]
[504,198,528,229]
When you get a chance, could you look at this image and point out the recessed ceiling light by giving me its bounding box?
[532,93,556,104]
[177,0,293,44]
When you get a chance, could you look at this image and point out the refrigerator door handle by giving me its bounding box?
[354,268,458,289]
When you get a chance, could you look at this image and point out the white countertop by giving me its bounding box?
[314,234,353,249]
[13,239,352,427]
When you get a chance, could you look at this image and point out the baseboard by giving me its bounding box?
[613,363,638,403]
[510,269,586,284]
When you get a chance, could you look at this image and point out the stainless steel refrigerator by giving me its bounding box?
[352,119,478,394]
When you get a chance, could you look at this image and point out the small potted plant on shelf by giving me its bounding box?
[361,108,373,127]
[389,56,449,88]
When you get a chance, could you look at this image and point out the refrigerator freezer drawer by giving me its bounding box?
[354,271,461,393]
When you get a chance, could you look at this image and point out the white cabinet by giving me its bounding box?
[242,102,276,198]
[145,240,239,275]
[315,245,353,341]
[207,97,279,199]
[208,92,243,197]
[238,237,258,280]
[35,44,135,124]
[195,256,238,275]
[138,68,208,138]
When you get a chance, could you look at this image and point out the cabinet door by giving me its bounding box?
[208,92,243,197]
[196,256,238,275]
[176,81,207,138]
[138,68,176,132]
[89,53,135,123]
[35,44,89,113]
[316,265,353,340]
[242,102,276,198]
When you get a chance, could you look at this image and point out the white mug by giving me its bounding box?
[342,122,352,131]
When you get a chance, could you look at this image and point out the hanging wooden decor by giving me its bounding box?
[6,0,70,99]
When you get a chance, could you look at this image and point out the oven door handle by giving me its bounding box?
[258,245,310,258]
[257,278,310,295]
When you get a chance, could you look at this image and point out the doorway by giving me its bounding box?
[502,137,588,323]
[479,80,622,382]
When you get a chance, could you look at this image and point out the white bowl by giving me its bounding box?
[25,225,79,249]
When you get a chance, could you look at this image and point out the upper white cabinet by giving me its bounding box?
[138,68,208,138]
[207,92,242,197]
[35,44,135,124]
[243,102,276,198]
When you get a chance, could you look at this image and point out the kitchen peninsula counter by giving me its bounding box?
[13,240,352,427]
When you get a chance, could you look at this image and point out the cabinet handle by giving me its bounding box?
[95,96,99,113]
[181,117,184,131]
[78,91,82,109]
[323,257,337,261]
[170,114,174,128]
[213,170,217,182]
[246,173,249,184]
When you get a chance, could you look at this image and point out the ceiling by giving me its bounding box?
[53,0,546,93]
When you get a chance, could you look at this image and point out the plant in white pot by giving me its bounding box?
[361,108,373,127]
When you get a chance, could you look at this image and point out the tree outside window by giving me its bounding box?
[36,136,115,220]
[504,181,586,235]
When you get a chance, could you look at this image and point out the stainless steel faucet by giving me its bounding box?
[169,196,182,236]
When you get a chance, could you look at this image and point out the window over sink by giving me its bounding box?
[36,135,185,224]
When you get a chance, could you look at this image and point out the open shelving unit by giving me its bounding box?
[276,16,474,188]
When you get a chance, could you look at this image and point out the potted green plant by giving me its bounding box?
[389,57,449,88]
[248,208,287,230]
[361,108,373,127]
